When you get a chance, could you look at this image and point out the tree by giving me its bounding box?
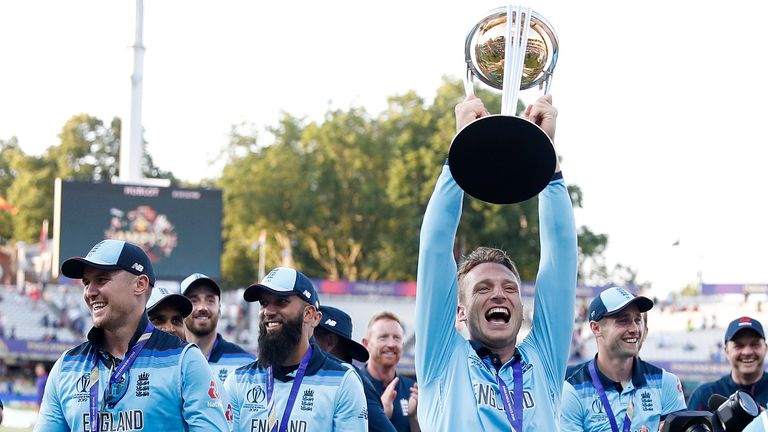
[217,77,614,286]
[0,137,23,243]
[0,114,176,245]
[6,151,55,243]
[47,115,177,184]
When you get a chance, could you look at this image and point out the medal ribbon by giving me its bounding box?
[266,347,313,432]
[88,322,154,432]
[588,360,632,432]
[482,355,523,432]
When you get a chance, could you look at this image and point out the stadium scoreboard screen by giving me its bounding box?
[53,179,223,281]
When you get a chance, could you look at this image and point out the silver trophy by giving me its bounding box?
[449,5,559,204]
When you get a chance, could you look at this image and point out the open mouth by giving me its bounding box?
[264,321,282,333]
[91,301,106,312]
[191,313,212,325]
[485,307,510,324]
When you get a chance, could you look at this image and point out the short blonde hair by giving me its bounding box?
[366,311,404,335]
[457,247,520,303]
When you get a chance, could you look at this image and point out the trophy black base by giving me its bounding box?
[448,115,557,204]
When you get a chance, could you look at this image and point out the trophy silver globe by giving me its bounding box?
[449,5,559,204]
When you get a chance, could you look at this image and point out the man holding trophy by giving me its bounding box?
[415,6,577,431]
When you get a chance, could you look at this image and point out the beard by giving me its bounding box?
[257,312,304,368]
[184,311,219,338]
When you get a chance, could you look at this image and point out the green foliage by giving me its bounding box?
[0,115,175,244]
[217,77,614,286]
[2,78,617,287]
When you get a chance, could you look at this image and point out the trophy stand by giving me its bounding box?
[449,5,559,205]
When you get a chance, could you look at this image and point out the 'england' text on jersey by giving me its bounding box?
[251,419,308,432]
[473,382,535,411]
[81,410,144,431]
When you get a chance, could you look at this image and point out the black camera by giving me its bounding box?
[661,391,760,432]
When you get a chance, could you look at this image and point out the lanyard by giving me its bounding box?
[266,347,313,432]
[482,355,523,432]
[588,360,632,432]
[88,322,154,432]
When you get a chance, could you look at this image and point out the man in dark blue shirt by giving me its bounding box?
[688,316,768,411]
[314,305,396,432]
[360,311,420,432]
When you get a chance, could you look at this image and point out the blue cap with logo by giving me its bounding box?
[61,239,156,286]
[724,316,765,343]
[244,267,319,308]
[318,305,369,362]
[147,285,193,317]
[588,286,653,322]
[180,273,221,298]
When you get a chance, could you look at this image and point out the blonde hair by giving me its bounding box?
[457,247,520,303]
[366,311,404,336]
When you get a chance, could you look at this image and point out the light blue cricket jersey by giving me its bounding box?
[35,314,229,432]
[224,344,367,432]
[415,166,578,431]
[744,410,768,432]
[208,333,256,383]
[561,356,687,432]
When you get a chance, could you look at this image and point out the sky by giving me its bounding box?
[1,0,767,296]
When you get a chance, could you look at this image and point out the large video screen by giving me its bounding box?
[53,180,222,282]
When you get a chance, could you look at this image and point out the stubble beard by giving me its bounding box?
[185,313,219,338]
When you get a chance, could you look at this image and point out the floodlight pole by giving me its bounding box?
[119,0,145,183]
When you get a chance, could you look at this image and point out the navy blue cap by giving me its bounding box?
[62,240,156,286]
[588,287,653,322]
[244,267,319,308]
[318,305,369,362]
[146,286,193,317]
[724,317,765,343]
[180,273,221,298]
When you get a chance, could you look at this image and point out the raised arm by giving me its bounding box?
[415,164,464,385]
[523,95,577,390]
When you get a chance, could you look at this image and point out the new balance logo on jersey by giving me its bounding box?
[300,388,314,411]
[136,372,150,397]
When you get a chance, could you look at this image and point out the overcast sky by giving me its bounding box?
[2,0,767,294]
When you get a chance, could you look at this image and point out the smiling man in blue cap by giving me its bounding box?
[36,239,228,431]
[688,316,768,412]
[561,286,687,432]
[223,266,367,431]
[181,273,255,384]
[146,285,192,341]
